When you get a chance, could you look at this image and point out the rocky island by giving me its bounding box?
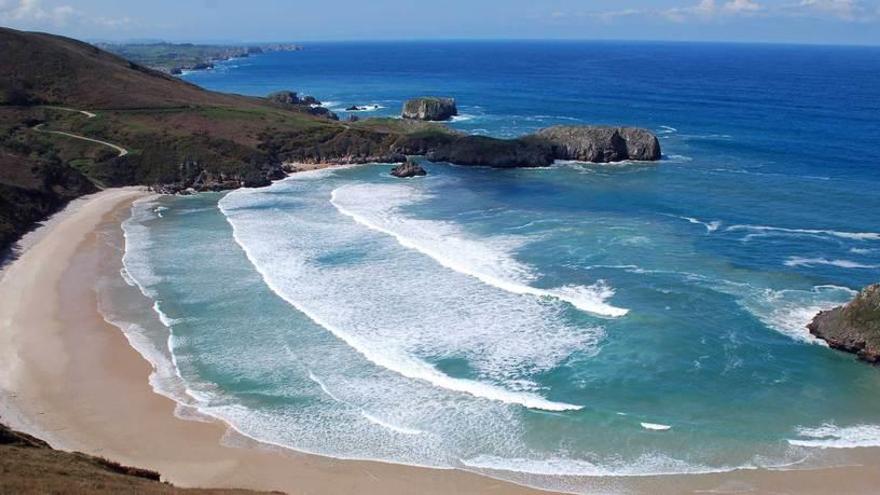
[390,158,427,178]
[401,97,458,121]
[809,284,880,363]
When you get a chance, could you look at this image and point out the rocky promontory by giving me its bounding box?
[401,97,458,121]
[425,125,662,167]
[808,284,880,363]
[536,126,662,162]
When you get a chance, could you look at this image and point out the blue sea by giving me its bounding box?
[105,42,880,492]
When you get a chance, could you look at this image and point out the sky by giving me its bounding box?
[1,0,879,45]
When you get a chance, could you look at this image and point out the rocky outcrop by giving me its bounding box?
[306,106,339,120]
[267,90,299,105]
[427,135,553,168]
[535,126,662,163]
[390,159,427,178]
[401,97,458,121]
[808,284,880,364]
[267,91,336,119]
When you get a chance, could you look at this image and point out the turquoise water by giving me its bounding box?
[112,42,880,491]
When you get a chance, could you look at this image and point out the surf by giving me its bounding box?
[219,179,596,412]
[329,182,628,318]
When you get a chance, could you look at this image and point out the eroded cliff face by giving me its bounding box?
[425,126,662,168]
[536,126,662,162]
[809,284,880,363]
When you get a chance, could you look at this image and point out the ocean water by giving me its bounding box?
[108,42,880,492]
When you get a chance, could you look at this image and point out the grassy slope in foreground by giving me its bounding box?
[0,422,271,494]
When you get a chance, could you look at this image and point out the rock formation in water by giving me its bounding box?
[808,284,880,363]
[535,126,662,162]
[390,158,427,178]
[401,97,458,121]
[424,126,662,168]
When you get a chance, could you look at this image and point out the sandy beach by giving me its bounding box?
[2,187,880,495]
[0,187,547,494]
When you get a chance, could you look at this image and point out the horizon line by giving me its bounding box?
[81,36,880,49]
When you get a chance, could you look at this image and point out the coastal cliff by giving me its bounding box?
[426,126,662,167]
[809,284,880,363]
[536,126,662,162]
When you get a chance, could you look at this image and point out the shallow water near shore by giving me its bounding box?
[107,41,880,492]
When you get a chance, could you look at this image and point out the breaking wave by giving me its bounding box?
[330,182,628,318]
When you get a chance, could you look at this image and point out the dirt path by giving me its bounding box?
[41,106,97,119]
[33,123,128,157]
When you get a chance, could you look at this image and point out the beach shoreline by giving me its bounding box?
[0,187,548,494]
[2,187,880,494]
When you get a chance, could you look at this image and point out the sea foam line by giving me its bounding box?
[789,424,880,449]
[727,224,880,241]
[664,214,721,233]
[784,257,878,269]
[329,185,627,318]
[219,196,583,412]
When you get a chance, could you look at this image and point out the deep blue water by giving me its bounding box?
[108,42,880,492]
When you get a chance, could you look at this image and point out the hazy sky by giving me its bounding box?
[1,0,879,45]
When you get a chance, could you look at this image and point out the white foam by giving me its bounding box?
[450,114,477,122]
[220,181,596,412]
[640,422,672,431]
[666,214,721,233]
[338,104,385,112]
[727,224,880,242]
[789,424,880,449]
[658,125,678,134]
[736,285,855,345]
[850,248,876,255]
[329,183,628,318]
[784,257,878,269]
[461,453,741,477]
[361,411,424,436]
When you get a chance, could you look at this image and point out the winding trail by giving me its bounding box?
[32,123,128,157]
[42,106,98,119]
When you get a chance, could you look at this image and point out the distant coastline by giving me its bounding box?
[95,41,303,75]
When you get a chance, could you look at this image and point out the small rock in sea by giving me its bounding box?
[346,105,363,111]
[390,160,427,178]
